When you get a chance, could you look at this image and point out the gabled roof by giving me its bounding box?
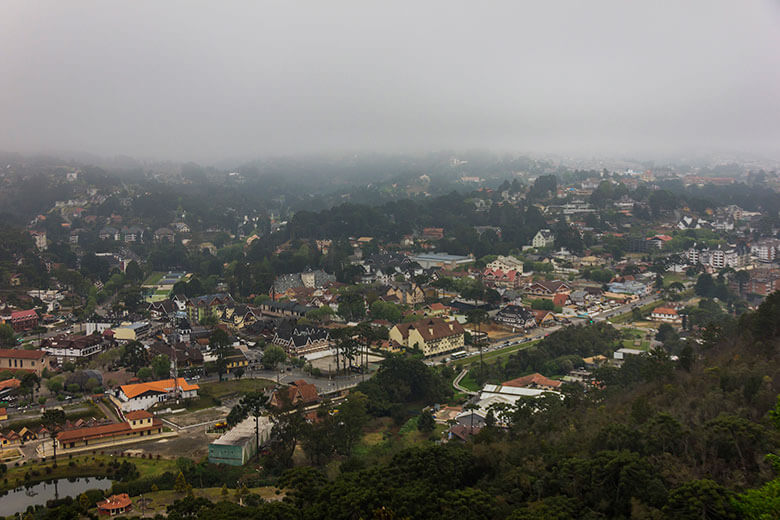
[125,410,153,421]
[652,306,679,315]
[10,309,38,320]
[0,349,46,360]
[502,373,562,389]
[393,317,465,342]
[119,378,199,399]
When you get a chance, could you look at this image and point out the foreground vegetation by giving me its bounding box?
[15,295,780,519]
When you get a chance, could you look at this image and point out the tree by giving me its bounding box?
[0,324,15,347]
[41,408,66,465]
[239,391,267,459]
[152,354,171,380]
[338,291,366,321]
[335,392,369,455]
[210,328,231,382]
[233,367,245,379]
[262,344,287,370]
[120,341,148,375]
[663,479,738,519]
[417,409,435,433]
[734,270,750,296]
[125,260,143,284]
[137,367,154,381]
[174,471,189,494]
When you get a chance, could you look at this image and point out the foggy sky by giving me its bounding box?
[1,1,779,163]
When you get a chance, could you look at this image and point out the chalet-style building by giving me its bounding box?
[482,268,522,289]
[524,280,572,299]
[388,317,465,357]
[269,379,320,408]
[272,325,331,356]
[532,229,555,248]
[384,283,425,305]
[185,293,234,323]
[40,334,104,365]
[149,341,203,367]
[147,299,176,320]
[494,305,536,331]
[486,255,523,272]
[9,309,38,332]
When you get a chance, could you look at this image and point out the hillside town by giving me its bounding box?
[0,155,779,517]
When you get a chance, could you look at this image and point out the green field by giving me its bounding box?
[142,272,165,286]
[2,454,179,492]
[458,339,540,367]
[457,371,481,392]
[181,378,276,410]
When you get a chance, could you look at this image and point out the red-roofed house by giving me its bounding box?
[552,293,569,307]
[650,306,681,324]
[114,378,199,412]
[56,413,162,451]
[502,373,562,390]
[10,309,38,332]
[97,494,132,516]
[269,380,320,408]
[647,235,673,249]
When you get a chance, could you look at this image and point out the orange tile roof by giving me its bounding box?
[124,410,153,421]
[0,378,21,391]
[502,373,562,389]
[652,307,679,315]
[119,378,199,399]
[98,494,132,511]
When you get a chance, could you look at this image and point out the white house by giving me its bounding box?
[115,378,199,412]
[650,307,681,324]
[486,255,524,272]
[532,229,555,248]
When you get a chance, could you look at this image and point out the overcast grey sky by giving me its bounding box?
[1,1,778,163]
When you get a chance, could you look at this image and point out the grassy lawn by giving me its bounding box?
[123,485,283,514]
[199,379,275,400]
[2,454,178,492]
[142,272,165,286]
[457,371,481,392]
[3,402,106,432]
[458,339,540,368]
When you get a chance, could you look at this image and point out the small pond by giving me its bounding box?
[0,477,112,515]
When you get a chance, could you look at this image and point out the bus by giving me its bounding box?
[450,350,468,360]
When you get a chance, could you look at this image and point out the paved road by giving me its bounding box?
[452,369,477,395]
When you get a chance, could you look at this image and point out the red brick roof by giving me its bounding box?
[10,309,37,321]
[57,418,161,443]
[502,373,562,389]
[393,318,465,342]
[0,349,46,360]
[98,494,132,512]
[124,410,153,421]
[652,307,679,316]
